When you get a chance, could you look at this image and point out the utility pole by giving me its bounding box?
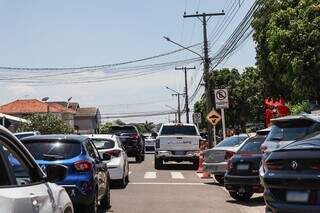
[172,93,182,123]
[175,66,196,123]
[184,12,225,148]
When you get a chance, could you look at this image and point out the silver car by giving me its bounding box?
[203,134,248,184]
[0,126,73,213]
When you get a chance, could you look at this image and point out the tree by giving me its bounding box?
[100,122,113,134]
[252,0,320,102]
[18,114,73,134]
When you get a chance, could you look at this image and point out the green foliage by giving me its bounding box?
[100,122,114,134]
[289,101,312,115]
[252,0,320,102]
[194,67,265,131]
[130,122,155,134]
[18,114,73,134]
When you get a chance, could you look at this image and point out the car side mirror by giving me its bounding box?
[102,153,111,161]
[46,164,67,182]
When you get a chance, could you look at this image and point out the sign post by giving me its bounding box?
[206,109,222,146]
[214,89,229,139]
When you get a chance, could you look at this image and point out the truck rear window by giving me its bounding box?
[22,140,81,160]
[160,125,198,136]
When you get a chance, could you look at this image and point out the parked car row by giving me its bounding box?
[0,124,138,213]
[203,114,320,213]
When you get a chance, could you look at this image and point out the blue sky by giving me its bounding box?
[0,0,256,123]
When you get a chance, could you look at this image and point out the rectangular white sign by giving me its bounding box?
[214,89,229,109]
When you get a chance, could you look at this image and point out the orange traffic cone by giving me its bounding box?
[201,170,212,179]
[197,151,205,173]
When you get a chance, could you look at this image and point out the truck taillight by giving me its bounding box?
[156,139,160,149]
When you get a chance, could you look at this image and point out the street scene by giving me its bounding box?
[0,0,320,213]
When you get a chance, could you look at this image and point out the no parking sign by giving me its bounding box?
[214,89,229,109]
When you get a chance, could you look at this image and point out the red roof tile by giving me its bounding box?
[0,99,76,114]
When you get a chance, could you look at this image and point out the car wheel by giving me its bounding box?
[125,174,129,183]
[100,182,111,209]
[86,188,98,213]
[136,155,142,163]
[154,157,163,170]
[193,158,199,169]
[229,188,253,201]
[214,175,224,185]
[141,154,145,161]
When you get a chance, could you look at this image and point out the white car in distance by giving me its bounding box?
[86,134,129,188]
[0,126,74,213]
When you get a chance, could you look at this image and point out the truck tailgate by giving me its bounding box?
[158,135,200,150]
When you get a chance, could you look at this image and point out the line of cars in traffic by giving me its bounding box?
[0,124,147,213]
[203,114,320,213]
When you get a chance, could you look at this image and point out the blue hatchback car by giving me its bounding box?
[21,135,111,213]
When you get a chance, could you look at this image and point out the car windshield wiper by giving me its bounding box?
[42,154,64,160]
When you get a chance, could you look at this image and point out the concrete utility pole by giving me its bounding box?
[175,66,196,123]
[184,12,225,148]
[165,86,183,123]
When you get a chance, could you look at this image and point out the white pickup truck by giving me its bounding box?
[154,123,202,169]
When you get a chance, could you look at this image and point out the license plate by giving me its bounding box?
[237,164,249,170]
[286,191,309,203]
[175,151,185,155]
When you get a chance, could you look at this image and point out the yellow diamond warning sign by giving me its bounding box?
[206,109,222,126]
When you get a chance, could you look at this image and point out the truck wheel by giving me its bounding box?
[141,154,145,161]
[214,175,224,185]
[154,157,163,170]
[136,155,142,163]
[229,188,253,201]
[193,158,199,169]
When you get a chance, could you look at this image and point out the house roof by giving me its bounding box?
[48,101,80,111]
[76,107,99,117]
[0,99,76,114]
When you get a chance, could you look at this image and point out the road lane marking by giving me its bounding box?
[144,172,157,179]
[171,172,184,179]
[129,182,206,186]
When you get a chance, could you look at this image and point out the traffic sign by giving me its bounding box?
[193,113,202,124]
[206,109,221,126]
[214,89,229,109]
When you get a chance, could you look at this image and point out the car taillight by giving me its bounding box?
[74,161,92,172]
[156,139,160,149]
[106,149,121,157]
[226,157,234,172]
[132,134,140,140]
[225,151,235,160]
[265,162,283,171]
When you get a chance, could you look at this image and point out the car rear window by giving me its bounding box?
[266,121,318,142]
[107,126,137,134]
[238,137,266,154]
[22,140,81,160]
[91,139,115,149]
[216,136,247,147]
[160,125,198,135]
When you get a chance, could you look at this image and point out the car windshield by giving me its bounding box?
[91,138,115,149]
[23,140,81,160]
[216,136,247,147]
[107,126,137,134]
[160,125,198,135]
[237,137,266,154]
[266,121,317,141]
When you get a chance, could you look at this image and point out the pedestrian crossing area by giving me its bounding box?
[129,171,210,180]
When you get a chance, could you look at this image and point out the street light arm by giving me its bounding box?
[165,86,181,95]
[163,36,204,60]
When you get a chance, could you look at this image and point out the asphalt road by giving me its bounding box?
[99,154,265,213]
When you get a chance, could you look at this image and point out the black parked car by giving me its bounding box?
[261,134,320,213]
[107,125,145,162]
[225,135,267,201]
